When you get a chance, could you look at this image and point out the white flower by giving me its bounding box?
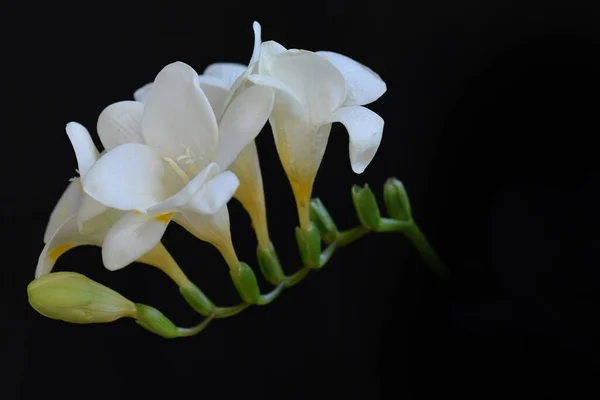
[133,23,273,251]
[247,31,386,229]
[37,123,181,280]
[83,61,273,270]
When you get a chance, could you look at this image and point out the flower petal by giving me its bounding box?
[97,101,144,151]
[196,75,230,119]
[147,163,219,215]
[133,83,153,102]
[174,207,231,248]
[329,106,384,174]
[316,51,386,106]
[269,50,347,124]
[186,171,239,215]
[247,74,304,117]
[77,194,109,234]
[66,122,99,178]
[101,211,171,271]
[258,41,287,74]
[141,62,218,168]
[44,179,83,244]
[82,143,168,212]
[202,63,247,88]
[249,21,262,65]
[214,85,274,170]
[36,214,106,278]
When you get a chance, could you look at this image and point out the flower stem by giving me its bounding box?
[402,222,455,288]
[214,303,251,318]
[176,313,215,337]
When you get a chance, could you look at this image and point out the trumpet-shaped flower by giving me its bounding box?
[84,61,273,270]
[133,23,273,251]
[247,35,387,229]
[38,122,186,284]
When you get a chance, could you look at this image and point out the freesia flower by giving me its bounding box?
[133,23,273,251]
[83,61,274,271]
[38,123,184,284]
[247,34,387,230]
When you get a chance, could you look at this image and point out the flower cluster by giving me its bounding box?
[29,21,388,337]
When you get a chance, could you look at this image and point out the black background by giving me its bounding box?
[3,1,599,399]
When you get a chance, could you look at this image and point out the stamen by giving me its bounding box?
[164,157,190,183]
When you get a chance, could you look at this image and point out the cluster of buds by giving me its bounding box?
[28,21,401,338]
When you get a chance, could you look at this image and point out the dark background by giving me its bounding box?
[3,0,599,398]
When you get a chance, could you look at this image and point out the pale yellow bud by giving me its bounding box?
[27,272,136,324]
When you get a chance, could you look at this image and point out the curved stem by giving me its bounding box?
[177,313,216,337]
[257,281,286,305]
[335,226,369,247]
[214,303,251,318]
[404,222,455,287]
[284,267,312,288]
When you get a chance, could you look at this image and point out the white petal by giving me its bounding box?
[214,85,274,170]
[43,179,83,244]
[185,171,239,215]
[83,143,169,212]
[141,62,218,168]
[329,106,384,174]
[101,211,171,271]
[247,74,304,117]
[147,163,219,215]
[269,117,332,184]
[174,207,231,247]
[196,75,230,119]
[66,122,99,178]
[36,214,105,278]
[134,82,153,102]
[269,50,347,124]
[77,194,109,234]
[97,101,144,151]
[249,21,262,65]
[316,51,387,106]
[229,141,264,203]
[258,41,287,74]
[202,63,247,88]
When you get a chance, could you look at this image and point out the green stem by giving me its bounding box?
[284,267,312,288]
[257,281,286,305]
[335,226,369,247]
[214,303,251,318]
[403,222,454,287]
[176,313,215,337]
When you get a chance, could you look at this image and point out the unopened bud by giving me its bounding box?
[27,272,136,324]
[351,184,381,230]
[309,198,339,243]
[383,178,412,221]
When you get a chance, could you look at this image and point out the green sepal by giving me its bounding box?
[230,263,261,304]
[179,282,215,316]
[135,304,179,339]
[257,245,286,285]
[295,223,322,268]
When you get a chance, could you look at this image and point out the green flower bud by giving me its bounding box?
[309,198,339,243]
[135,304,179,339]
[383,178,412,221]
[351,184,381,230]
[179,282,215,316]
[257,245,286,285]
[27,272,136,324]
[295,223,321,268]
[230,263,261,304]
